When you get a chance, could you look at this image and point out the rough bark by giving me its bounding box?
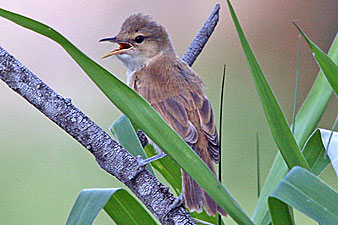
[0,4,220,225]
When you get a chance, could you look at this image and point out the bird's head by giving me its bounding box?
[100,14,174,70]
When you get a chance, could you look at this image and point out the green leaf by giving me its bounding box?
[302,129,330,175]
[268,167,338,225]
[0,8,253,224]
[110,115,154,174]
[293,34,338,147]
[66,188,156,225]
[252,29,338,225]
[190,211,224,225]
[268,197,295,225]
[104,189,157,225]
[294,23,338,96]
[224,12,311,223]
[225,0,309,170]
[112,115,181,194]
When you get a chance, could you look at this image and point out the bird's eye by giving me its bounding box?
[135,35,145,44]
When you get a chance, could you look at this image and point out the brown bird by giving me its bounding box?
[100,14,226,217]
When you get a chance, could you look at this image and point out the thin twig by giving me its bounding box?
[292,34,301,133]
[256,131,260,197]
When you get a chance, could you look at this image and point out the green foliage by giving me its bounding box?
[293,23,338,96]
[110,115,154,174]
[302,129,331,175]
[66,188,156,225]
[269,167,338,225]
[226,1,338,224]
[226,0,310,170]
[112,115,181,194]
[252,31,338,225]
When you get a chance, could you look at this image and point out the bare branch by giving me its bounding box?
[0,46,194,224]
[0,4,220,225]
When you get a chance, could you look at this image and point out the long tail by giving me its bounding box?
[182,151,226,216]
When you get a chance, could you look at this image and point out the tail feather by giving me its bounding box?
[203,190,217,216]
[182,148,227,217]
[203,190,227,216]
[182,170,203,213]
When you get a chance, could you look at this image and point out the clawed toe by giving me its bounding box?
[128,155,147,181]
[128,152,167,181]
[168,192,185,212]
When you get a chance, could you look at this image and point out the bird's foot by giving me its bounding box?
[168,192,185,212]
[128,155,147,181]
[129,153,167,181]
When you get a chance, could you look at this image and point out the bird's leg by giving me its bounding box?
[138,151,167,167]
[136,131,167,167]
[172,192,185,207]
[168,187,185,212]
[129,152,167,181]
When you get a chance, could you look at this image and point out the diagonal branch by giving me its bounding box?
[182,4,220,66]
[0,4,220,225]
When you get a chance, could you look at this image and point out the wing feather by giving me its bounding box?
[152,97,198,146]
[132,56,219,162]
[190,92,220,162]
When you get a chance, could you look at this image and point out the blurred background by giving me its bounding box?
[0,0,337,224]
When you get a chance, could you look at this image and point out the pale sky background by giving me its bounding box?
[0,1,337,224]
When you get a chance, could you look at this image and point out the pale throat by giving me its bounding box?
[116,53,148,86]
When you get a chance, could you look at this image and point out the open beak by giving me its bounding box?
[99,37,134,59]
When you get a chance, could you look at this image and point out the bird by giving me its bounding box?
[100,13,226,217]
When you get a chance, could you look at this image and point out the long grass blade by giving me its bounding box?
[218,65,226,183]
[268,197,295,225]
[293,23,338,96]
[256,131,260,198]
[292,35,302,133]
[252,31,338,225]
[225,0,310,170]
[218,65,226,225]
[144,143,182,195]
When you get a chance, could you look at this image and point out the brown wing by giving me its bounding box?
[151,96,198,146]
[190,91,220,163]
[132,56,219,162]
